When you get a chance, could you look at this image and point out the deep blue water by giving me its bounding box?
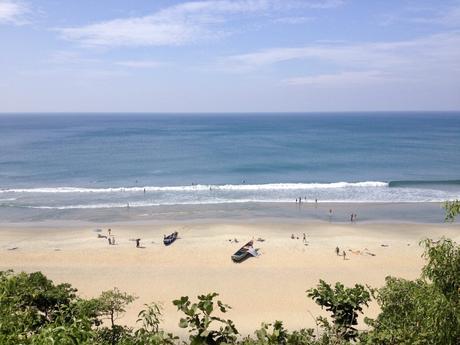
[0,112,459,209]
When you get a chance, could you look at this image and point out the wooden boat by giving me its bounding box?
[163,231,178,246]
[231,240,256,263]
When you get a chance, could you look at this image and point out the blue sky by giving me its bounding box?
[1,0,459,112]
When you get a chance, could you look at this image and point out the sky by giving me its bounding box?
[0,0,459,112]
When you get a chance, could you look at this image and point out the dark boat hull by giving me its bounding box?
[163,232,178,246]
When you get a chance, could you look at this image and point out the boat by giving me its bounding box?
[231,240,257,263]
[163,231,178,246]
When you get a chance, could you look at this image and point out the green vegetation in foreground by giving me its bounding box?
[0,237,458,345]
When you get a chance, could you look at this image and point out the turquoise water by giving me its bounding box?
[0,112,459,210]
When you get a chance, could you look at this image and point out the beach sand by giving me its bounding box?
[0,220,459,335]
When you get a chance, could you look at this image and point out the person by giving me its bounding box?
[291,234,295,239]
[108,228,111,236]
[136,239,140,248]
[335,246,340,256]
[350,214,354,222]
[354,213,357,222]
[298,197,301,204]
[143,188,146,194]
[329,209,333,222]
[108,237,111,245]
[315,198,318,208]
[343,250,346,260]
[303,233,306,243]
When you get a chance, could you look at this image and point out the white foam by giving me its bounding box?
[0,181,389,194]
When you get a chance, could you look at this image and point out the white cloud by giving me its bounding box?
[220,32,460,87]
[115,60,164,68]
[0,0,29,24]
[283,71,391,86]
[56,0,344,47]
[273,16,313,24]
[223,31,460,69]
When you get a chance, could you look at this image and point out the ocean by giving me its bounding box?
[0,112,459,217]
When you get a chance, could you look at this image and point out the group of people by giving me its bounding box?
[295,198,318,205]
[99,228,143,248]
[291,233,308,244]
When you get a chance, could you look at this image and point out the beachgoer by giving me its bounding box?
[299,197,301,204]
[111,236,115,245]
[136,239,140,248]
[315,199,318,208]
[108,237,112,245]
[295,198,297,203]
[335,246,340,256]
[291,234,295,239]
[343,250,346,260]
[350,214,354,222]
[354,213,357,222]
[303,233,306,243]
[108,228,112,236]
[143,188,146,194]
[329,209,333,222]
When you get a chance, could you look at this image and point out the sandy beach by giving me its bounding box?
[1,219,458,335]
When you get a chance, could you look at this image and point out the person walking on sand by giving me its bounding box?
[350,214,354,222]
[343,250,346,260]
[335,246,340,256]
[303,233,307,243]
[136,238,140,248]
[108,228,111,236]
[329,209,333,222]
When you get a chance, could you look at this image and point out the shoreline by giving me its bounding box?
[1,219,459,334]
[0,201,452,224]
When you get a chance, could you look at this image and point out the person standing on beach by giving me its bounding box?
[108,228,111,236]
[350,214,354,222]
[329,209,333,222]
[335,246,340,256]
[303,233,307,243]
[343,250,346,260]
[354,213,357,222]
[136,239,140,248]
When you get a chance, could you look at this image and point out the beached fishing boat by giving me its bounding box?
[231,240,257,262]
[163,231,178,246]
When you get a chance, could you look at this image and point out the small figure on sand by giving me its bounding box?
[291,234,295,239]
[342,250,346,260]
[108,237,112,245]
[108,228,112,236]
[303,233,307,243]
[135,238,141,248]
[350,214,354,222]
[329,209,333,222]
[335,246,340,256]
[354,213,357,222]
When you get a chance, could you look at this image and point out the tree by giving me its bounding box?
[173,292,238,345]
[443,200,460,222]
[363,238,460,344]
[94,288,137,345]
[307,280,371,342]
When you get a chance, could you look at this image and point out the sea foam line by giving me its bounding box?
[0,181,389,193]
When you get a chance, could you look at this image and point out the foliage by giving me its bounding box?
[307,280,371,341]
[363,277,458,344]
[94,288,137,345]
[130,303,178,345]
[420,238,460,303]
[173,292,238,345]
[0,270,82,344]
[443,200,460,222]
